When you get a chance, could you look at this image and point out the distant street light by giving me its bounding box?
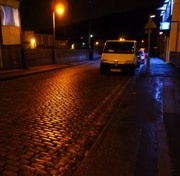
[52,3,65,63]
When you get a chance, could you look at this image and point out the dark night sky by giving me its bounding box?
[20,0,163,31]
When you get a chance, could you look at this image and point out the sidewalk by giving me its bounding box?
[0,54,101,81]
[73,57,180,176]
[0,61,90,81]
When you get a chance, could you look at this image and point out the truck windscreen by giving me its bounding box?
[104,42,135,54]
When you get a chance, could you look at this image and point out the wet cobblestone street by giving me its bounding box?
[0,62,130,176]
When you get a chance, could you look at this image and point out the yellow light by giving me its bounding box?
[119,38,125,41]
[30,38,36,48]
[55,3,65,15]
[31,38,35,43]
[71,44,75,50]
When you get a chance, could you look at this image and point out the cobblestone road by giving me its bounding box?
[0,61,131,176]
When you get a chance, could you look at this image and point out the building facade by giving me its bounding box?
[169,0,180,53]
[169,0,180,63]
[0,0,21,69]
[158,0,180,62]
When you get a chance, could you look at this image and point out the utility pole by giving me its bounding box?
[144,13,156,73]
[52,11,56,64]
[88,1,92,60]
[146,13,151,73]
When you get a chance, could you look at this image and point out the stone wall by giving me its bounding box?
[24,49,89,67]
[23,48,53,67]
[1,46,92,70]
[55,49,89,64]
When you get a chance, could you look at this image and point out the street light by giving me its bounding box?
[52,3,65,64]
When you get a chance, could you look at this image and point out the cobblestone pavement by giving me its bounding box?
[0,61,132,176]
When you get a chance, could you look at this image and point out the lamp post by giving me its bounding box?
[52,3,65,64]
[146,13,151,73]
[52,11,56,64]
[88,1,92,60]
[146,13,156,73]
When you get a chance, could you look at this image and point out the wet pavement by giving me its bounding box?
[0,59,130,176]
[74,58,180,176]
[0,57,180,176]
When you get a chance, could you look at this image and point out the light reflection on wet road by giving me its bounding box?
[1,58,179,175]
[0,60,131,175]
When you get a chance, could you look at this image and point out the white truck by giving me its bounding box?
[99,40,140,75]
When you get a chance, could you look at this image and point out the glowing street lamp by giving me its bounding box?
[56,3,65,15]
[52,3,65,63]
